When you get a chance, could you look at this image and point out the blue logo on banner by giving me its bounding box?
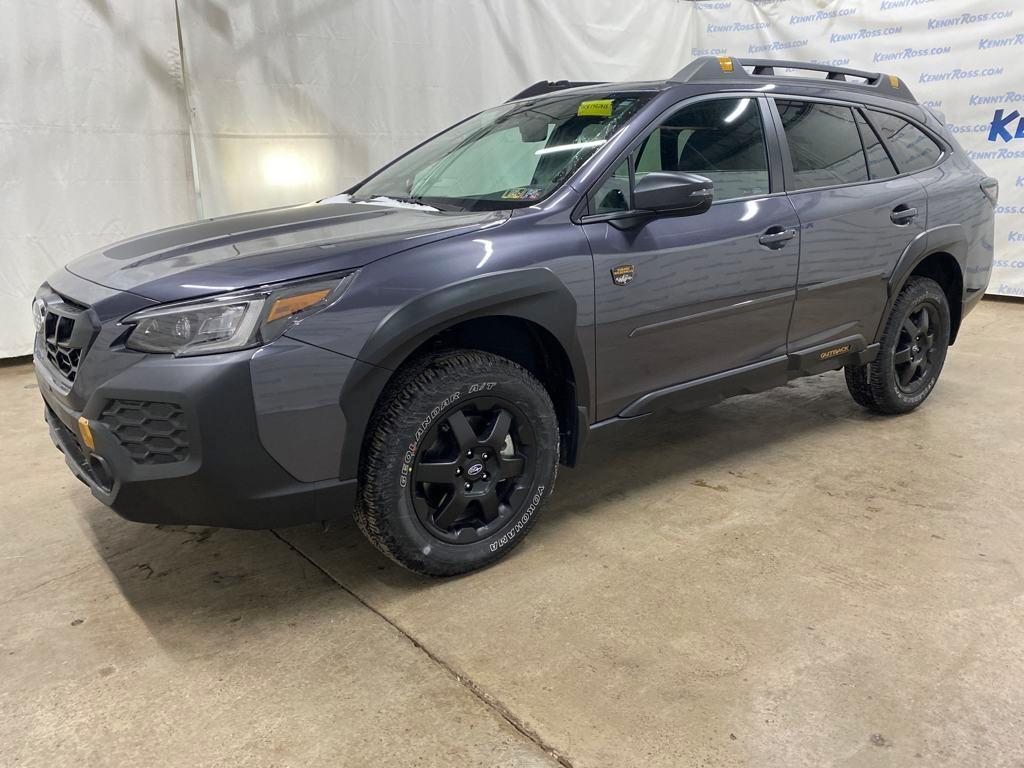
[988,110,1024,142]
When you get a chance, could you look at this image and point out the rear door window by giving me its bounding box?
[776,100,869,190]
[866,110,943,173]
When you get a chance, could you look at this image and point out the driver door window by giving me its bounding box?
[591,97,770,213]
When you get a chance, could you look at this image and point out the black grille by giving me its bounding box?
[42,298,91,385]
[100,400,191,465]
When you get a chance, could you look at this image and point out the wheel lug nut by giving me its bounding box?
[466,449,473,457]
[464,482,472,491]
[481,451,489,460]
[455,467,462,476]
[481,472,489,481]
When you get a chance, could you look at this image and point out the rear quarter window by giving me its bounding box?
[867,110,943,174]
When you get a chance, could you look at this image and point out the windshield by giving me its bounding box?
[349,91,652,211]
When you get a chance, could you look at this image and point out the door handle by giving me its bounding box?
[890,205,918,224]
[758,227,797,247]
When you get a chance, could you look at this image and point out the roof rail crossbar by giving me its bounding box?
[737,58,883,84]
[507,80,604,102]
[668,56,917,103]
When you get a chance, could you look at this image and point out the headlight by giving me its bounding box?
[123,272,356,356]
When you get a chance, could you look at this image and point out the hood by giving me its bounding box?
[66,202,508,303]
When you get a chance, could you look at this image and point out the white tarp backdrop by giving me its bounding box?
[2,0,1021,357]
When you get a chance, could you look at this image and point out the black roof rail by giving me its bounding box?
[507,80,604,102]
[668,56,917,103]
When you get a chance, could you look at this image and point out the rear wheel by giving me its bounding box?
[355,350,559,576]
[845,276,950,414]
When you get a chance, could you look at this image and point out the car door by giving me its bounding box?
[770,98,929,352]
[583,96,801,420]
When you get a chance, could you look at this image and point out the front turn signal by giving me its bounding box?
[266,288,332,323]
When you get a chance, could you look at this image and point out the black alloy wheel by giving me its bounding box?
[844,275,950,415]
[355,349,559,576]
[411,397,535,544]
[893,301,939,394]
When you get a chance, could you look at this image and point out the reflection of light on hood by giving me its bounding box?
[473,239,493,269]
[262,151,314,186]
[535,139,607,156]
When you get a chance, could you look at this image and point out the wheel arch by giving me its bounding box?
[882,225,967,345]
[353,268,591,467]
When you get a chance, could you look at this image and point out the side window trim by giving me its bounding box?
[764,97,794,194]
[769,93,948,193]
[855,107,900,177]
[577,93,779,224]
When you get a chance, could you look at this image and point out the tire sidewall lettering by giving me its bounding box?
[399,389,462,488]
[489,485,544,552]
[397,381,502,489]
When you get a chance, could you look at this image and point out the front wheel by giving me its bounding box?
[355,350,559,576]
[845,276,951,414]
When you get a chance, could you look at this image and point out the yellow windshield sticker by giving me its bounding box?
[577,99,613,118]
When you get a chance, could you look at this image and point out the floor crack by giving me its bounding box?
[270,530,575,768]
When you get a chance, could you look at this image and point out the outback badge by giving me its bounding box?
[611,264,635,286]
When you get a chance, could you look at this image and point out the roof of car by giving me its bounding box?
[509,56,918,106]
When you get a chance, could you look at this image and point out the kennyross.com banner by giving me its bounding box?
[691,0,1024,297]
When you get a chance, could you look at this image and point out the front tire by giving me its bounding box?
[355,350,559,576]
[845,276,951,414]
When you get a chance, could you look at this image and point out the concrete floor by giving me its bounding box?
[2,297,1023,767]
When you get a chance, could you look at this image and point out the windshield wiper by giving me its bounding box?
[407,196,467,212]
[346,195,446,212]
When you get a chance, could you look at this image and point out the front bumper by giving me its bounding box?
[35,341,366,529]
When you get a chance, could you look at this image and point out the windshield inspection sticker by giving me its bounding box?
[577,99,613,117]
[501,187,543,201]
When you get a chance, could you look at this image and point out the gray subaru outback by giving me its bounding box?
[33,57,996,575]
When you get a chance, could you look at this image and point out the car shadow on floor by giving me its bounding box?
[277,371,883,590]
[76,497,349,656]
[79,371,879,636]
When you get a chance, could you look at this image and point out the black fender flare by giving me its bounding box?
[336,267,591,476]
[873,224,967,343]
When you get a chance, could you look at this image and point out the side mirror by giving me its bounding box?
[632,171,714,217]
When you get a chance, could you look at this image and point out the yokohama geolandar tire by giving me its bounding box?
[355,350,559,576]
[845,276,951,415]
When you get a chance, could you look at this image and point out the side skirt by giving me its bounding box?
[606,336,880,421]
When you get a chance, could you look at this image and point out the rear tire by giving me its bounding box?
[355,350,559,576]
[844,276,950,414]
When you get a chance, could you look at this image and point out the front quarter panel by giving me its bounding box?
[285,212,596,415]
